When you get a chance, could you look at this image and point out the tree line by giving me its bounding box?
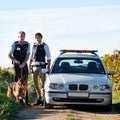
[102,49,120,91]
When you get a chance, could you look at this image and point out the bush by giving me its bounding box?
[27,75,37,103]
[0,93,22,120]
[0,81,8,94]
[102,50,120,91]
[0,67,13,83]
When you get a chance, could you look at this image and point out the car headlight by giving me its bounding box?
[99,85,106,91]
[99,85,110,91]
[48,83,58,89]
[47,83,64,89]
[93,84,110,91]
[59,84,64,89]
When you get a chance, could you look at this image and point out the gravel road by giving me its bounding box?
[15,105,120,120]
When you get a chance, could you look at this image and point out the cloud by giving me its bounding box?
[0,5,120,67]
[1,6,120,32]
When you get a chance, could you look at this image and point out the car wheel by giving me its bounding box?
[44,98,53,109]
[104,104,112,111]
[103,98,112,111]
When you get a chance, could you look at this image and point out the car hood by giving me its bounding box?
[48,73,110,84]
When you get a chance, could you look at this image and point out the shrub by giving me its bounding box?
[0,93,22,120]
[0,81,8,94]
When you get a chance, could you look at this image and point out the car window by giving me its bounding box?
[51,58,106,74]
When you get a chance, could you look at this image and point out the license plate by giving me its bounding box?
[68,92,88,97]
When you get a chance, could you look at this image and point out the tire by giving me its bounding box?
[43,87,54,109]
[44,99,53,109]
[104,104,112,111]
[103,97,112,111]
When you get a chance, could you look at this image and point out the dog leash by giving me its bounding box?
[21,68,23,78]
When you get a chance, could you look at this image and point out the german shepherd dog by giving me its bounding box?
[7,76,27,105]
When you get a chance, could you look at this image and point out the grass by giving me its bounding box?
[65,110,75,120]
[112,91,120,113]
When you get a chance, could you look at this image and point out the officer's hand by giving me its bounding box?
[14,59,20,65]
[19,62,25,68]
[29,66,33,74]
[47,68,50,73]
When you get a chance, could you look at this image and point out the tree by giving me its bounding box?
[102,49,120,91]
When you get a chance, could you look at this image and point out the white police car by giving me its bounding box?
[44,50,114,110]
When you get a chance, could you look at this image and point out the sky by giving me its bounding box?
[0,0,120,68]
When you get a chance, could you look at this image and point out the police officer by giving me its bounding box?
[29,32,51,105]
[8,31,30,105]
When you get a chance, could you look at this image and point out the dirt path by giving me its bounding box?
[73,106,120,120]
[15,105,120,120]
[15,106,67,120]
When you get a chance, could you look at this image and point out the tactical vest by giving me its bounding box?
[13,41,29,63]
[34,43,46,62]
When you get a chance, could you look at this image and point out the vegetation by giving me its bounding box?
[112,91,120,113]
[0,67,13,83]
[65,110,75,120]
[28,74,36,103]
[102,49,120,113]
[0,93,22,120]
[102,49,120,91]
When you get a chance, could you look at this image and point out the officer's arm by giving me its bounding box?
[47,59,51,71]
[8,43,20,64]
[23,54,30,64]
[29,58,33,66]
[44,44,51,71]
[8,43,15,61]
[8,53,14,61]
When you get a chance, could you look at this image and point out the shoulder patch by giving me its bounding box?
[34,42,37,45]
[24,41,29,44]
[14,41,19,44]
[33,43,38,50]
[33,43,37,47]
[42,42,46,46]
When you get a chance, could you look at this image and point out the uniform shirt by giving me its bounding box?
[9,41,30,64]
[9,41,30,55]
[30,42,51,62]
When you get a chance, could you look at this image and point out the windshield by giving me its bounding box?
[51,58,106,74]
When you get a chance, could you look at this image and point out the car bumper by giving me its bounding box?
[45,92,112,106]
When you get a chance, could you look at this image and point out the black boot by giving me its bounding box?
[33,99,43,106]
[26,91,31,106]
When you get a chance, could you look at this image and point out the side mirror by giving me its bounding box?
[108,70,115,75]
[41,68,49,73]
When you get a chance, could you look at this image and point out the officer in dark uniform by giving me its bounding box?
[8,31,30,105]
